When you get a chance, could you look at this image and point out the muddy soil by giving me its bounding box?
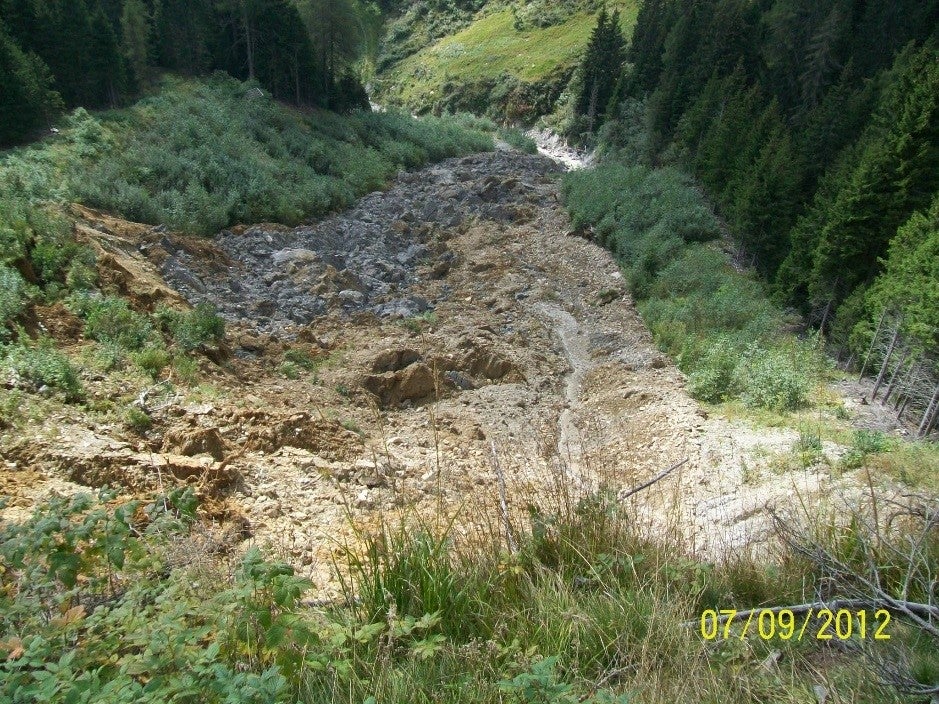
[2,149,874,595]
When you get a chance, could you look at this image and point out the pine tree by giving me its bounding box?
[296,0,365,107]
[152,0,216,75]
[0,25,62,145]
[807,44,939,312]
[628,0,676,95]
[862,193,939,353]
[576,8,626,131]
[121,0,153,87]
[87,1,127,105]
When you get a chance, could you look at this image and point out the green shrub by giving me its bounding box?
[2,340,83,401]
[157,303,225,351]
[840,430,893,469]
[0,491,309,704]
[77,295,153,351]
[737,345,810,412]
[687,338,741,403]
[171,354,200,385]
[71,77,493,236]
[563,158,813,410]
[0,265,27,331]
[278,360,300,379]
[283,347,318,370]
[348,527,489,642]
[499,127,538,154]
[124,405,153,433]
[131,344,171,378]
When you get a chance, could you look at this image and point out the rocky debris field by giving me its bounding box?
[2,149,875,593]
[159,152,558,333]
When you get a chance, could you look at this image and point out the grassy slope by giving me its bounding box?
[375,2,637,115]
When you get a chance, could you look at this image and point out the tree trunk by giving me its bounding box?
[883,348,908,403]
[918,384,939,437]
[871,318,901,400]
[241,1,255,80]
[893,361,918,415]
[587,81,599,133]
[858,307,888,380]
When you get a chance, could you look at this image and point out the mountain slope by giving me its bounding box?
[373,0,638,121]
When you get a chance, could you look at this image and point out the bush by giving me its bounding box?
[499,127,538,154]
[564,158,812,411]
[156,303,225,351]
[2,340,83,401]
[0,197,94,301]
[687,337,741,403]
[77,295,153,351]
[124,405,152,433]
[73,77,493,236]
[0,265,27,331]
[131,344,171,378]
[0,491,308,704]
[737,344,811,412]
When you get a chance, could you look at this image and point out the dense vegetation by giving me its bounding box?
[0,0,382,146]
[3,478,936,703]
[564,163,815,411]
[611,0,938,366]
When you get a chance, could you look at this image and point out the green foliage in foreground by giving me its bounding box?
[562,162,816,410]
[0,265,27,332]
[2,488,931,703]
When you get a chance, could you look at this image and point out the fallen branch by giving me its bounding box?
[618,458,688,501]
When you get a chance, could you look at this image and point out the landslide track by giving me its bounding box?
[2,149,866,594]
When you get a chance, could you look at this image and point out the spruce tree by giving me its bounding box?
[0,26,62,145]
[121,0,153,87]
[807,44,939,312]
[576,8,626,131]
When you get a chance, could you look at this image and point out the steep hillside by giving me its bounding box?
[373,0,638,121]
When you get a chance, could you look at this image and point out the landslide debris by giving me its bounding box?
[2,148,875,594]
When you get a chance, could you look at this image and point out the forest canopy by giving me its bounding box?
[613,0,939,358]
[0,0,380,146]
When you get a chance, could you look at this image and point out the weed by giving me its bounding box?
[0,265,27,333]
[283,347,319,371]
[840,429,893,470]
[499,127,538,154]
[124,405,152,434]
[73,294,153,351]
[340,418,362,435]
[279,361,300,380]
[401,310,438,333]
[1,339,83,401]
[0,388,23,428]
[131,344,171,378]
[156,303,225,351]
[171,354,200,385]
[795,425,824,468]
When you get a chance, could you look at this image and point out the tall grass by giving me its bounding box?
[2,453,932,703]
